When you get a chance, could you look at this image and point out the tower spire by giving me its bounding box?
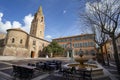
[30,6,45,39]
[38,6,43,15]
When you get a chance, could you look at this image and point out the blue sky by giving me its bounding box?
[0,0,88,41]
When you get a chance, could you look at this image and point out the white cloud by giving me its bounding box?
[22,14,34,33]
[46,35,52,39]
[0,12,3,21]
[45,35,52,41]
[0,12,33,33]
[63,10,66,14]
[12,21,21,28]
[0,21,12,33]
[23,14,33,27]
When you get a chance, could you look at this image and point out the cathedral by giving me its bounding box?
[0,7,50,58]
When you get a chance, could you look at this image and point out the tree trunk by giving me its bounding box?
[111,36,120,74]
[105,43,110,66]
[100,46,105,65]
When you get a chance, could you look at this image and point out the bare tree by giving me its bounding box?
[83,21,109,65]
[93,26,109,65]
[83,0,120,73]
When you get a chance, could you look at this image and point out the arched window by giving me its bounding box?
[12,38,15,43]
[41,17,43,22]
[20,39,23,44]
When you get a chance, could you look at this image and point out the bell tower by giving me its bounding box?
[30,6,45,39]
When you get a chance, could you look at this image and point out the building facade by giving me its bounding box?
[116,36,120,59]
[53,34,96,57]
[102,35,120,60]
[0,7,50,58]
[102,40,114,60]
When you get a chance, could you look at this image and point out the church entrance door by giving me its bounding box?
[31,51,35,58]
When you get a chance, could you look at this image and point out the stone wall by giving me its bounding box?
[3,46,29,58]
[0,33,6,48]
[0,39,5,47]
[1,29,29,57]
[0,47,4,55]
[0,33,6,39]
[28,35,50,58]
[6,29,28,48]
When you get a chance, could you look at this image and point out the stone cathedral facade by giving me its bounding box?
[0,7,50,58]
